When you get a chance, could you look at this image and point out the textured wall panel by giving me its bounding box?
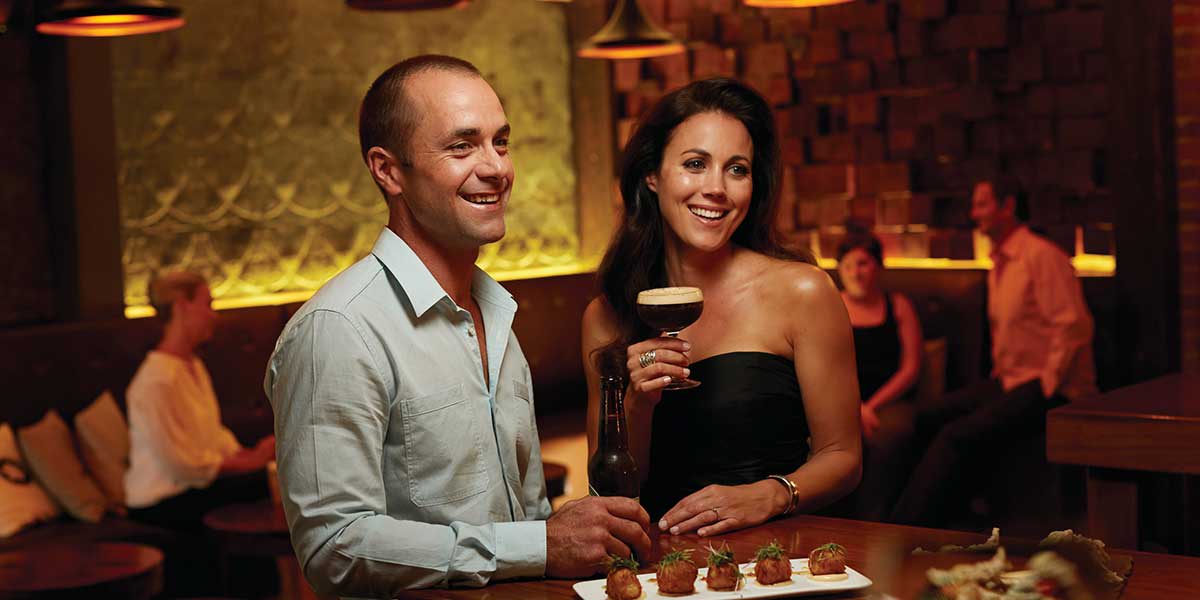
[111,0,577,308]
[0,35,57,327]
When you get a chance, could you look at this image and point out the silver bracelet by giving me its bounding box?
[767,474,798,516]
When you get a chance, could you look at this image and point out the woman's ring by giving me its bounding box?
[639,349,657,369]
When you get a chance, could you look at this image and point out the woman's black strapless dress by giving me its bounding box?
[639,352,810,520]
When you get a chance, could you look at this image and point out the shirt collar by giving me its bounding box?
[992,224,1030,261]
[370,228,516,318]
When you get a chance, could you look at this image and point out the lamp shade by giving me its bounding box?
[35,0,184,37]
[578,0,684,60]
[743,0,855,7]
[346,0,470,9]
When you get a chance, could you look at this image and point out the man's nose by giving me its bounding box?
[476,145,507,181]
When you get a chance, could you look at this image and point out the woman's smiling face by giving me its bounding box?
[648,111,754,254]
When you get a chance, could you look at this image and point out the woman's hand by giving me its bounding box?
[860,404,880,438]
[625,337,691,402]
[658,480,789,537]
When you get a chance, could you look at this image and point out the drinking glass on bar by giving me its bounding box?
[636,286,703,390]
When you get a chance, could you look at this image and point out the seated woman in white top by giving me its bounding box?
[124,270,275,530]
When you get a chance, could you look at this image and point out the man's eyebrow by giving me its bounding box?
[448,124,510,139]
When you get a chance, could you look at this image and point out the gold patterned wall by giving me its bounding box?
[111,0,579,311]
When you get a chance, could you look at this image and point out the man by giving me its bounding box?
[890,176,1096,526]
[265,56,650,596]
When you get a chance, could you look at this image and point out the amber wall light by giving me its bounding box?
[34,0,183,37]
[346,0,469,9]
[743,0,854,7]
[578,0,684,60]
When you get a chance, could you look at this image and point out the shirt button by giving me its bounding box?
[467,328,475,337]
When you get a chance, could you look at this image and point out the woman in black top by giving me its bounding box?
[581,79,861,536]
[837,230,923,521]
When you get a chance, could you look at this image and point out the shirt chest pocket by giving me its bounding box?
[400,383,489,507]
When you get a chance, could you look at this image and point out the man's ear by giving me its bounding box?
[366,146,405,197]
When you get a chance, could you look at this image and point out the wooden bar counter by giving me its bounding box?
[1047,373,1200,551]
[395,514,1200,599]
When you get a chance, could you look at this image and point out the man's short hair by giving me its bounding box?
[357,55,483,168]
[984,175,1031,222]
[148,270,206,325]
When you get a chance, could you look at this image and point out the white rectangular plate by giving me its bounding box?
[572,558,872,599]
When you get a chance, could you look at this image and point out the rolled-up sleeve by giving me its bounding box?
[266,309,545,596]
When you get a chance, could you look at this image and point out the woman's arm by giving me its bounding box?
[785,264,863,513]
[581,299,689,485]
[863,293,924,411]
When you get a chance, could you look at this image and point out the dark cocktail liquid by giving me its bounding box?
[636,301,703,333]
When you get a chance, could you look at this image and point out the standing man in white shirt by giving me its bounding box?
[265,55,651,597]
[891,176,1097,526]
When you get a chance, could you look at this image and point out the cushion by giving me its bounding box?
[74,390,130,509]
[17,410,107,523]
[0,423,60,537]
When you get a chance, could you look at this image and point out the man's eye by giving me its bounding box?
[495,138,510,149]
[450,142,472,152]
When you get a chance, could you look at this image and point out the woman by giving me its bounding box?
[581,78,861,538]
[125,270,275,530]
[836,230,923,521]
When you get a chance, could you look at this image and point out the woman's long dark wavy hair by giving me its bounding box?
[593,77,814,376]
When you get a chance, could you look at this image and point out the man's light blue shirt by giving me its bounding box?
[265,228,551,598]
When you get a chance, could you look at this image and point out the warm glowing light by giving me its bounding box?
[345,0,469,9]
[578,0,685,61]
[577,42,686,60]
[124,258,602,319]
[815,255,1114,277]
[37,15,184,36]
[743,0,855,7]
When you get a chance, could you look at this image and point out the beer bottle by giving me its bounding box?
[587,374,640,499]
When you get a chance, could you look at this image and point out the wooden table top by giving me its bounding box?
[203,501,295,559]
[1047,373,1200,474]
[394,514,1200,599]
[0,541,163,593]
[203,500,288,535]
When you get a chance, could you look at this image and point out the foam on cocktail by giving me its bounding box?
[636,287,703,305]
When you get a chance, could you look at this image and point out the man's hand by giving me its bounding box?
[254,435,276,461]
[545,496,651,578]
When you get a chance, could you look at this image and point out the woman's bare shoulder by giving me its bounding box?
[755,257,838,303]
[582,296,619,341]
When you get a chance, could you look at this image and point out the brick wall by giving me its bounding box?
[613,0,1110,261]
[1175,1,1200,374]
[0,34,57,328]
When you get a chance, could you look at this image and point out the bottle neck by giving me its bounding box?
[597,376,629,451]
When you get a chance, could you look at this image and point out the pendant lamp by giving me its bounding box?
[346,0,469,9]
[743,0,855,7]
[35,0,183,37]
[578,0,684,60]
